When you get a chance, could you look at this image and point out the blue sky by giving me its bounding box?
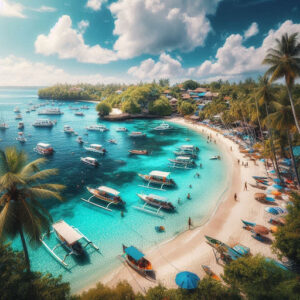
[0,0,299,85]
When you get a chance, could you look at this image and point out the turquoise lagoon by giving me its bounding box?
[0,88,230,292]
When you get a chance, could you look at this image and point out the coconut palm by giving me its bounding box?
[0,147,65,271]
[267,94,300,186]
[263,32,300,134]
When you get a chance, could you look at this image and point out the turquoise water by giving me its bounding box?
[0,88,229,292]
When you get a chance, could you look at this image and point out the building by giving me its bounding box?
[169,97,178,112]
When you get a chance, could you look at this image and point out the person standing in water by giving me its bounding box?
[188,217,192,229]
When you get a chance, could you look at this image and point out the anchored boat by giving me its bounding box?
[86,124,109,132]
[129,149,148,155]
[153,122,172,131]
[81,185,125,211]
[34,143,54,155]
[64,125,74,133]
[168,156,196,169]
[16,132,27,143]
[116,127,128,132]
[80,157,98,167]
[84,144,106,154]
[138,170,176,190]
[38,108,63,115]
[33,119,54,127]
[129,131,146,138]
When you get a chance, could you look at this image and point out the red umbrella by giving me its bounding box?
[253,225,269,235]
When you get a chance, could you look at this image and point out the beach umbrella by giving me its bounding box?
[273,178,281,183]
[272,184,283,190]
[253,225,269,235]
[265,197,276,203]
[270,225,278,233]
[271,190,282,196]
[175,271,200,289]
[265,207,285,215]
[269,170,276,174]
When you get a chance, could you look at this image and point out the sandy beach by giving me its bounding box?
[79,117,278,294]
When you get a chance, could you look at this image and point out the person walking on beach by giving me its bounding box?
[244,182,247,191]
[234,193,237,201]
[188,217,192,230]
[237,159,240,165]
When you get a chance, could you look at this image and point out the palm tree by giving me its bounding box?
[267,94,300,186]
[256,75,281,180]
[263,32,300,134]
[0,147,65,271]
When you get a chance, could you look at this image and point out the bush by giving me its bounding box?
[96,102,112,116]
[178,101,196,115]
[149,97,172,116]
[121,99,141,114]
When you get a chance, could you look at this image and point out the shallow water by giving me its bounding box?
[0,88,229,292]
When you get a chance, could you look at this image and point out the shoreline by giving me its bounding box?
[78,117,277,295]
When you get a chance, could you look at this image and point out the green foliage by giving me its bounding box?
[272,192,300,264]
[148,96,172,116]
[0,242,70,300]
[178,101,196,115]
[182,80,200,90]
[223,255,299,300]
[96,102,112,116]
[158,78,170,87]
[121,99,141,114]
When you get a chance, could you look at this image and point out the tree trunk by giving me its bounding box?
[286,83,300,134]
[287,130,300,187]
[255,97,264,141]
[19,226,30,272]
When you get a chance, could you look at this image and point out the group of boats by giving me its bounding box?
[169,145,199,169]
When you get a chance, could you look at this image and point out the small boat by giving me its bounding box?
[201,265,220,281]
[34,143,54,155]
[14,107,20,113]
[86,124,109,132]
[116,127,128,132]
[81,105,89,109]
[81,185,125,211]
[38,108,63,115]
[138,170,176,190]
[122,245,153,275]
[18,122,24,129]
[64,125,74,133]
[75,111,84,116]
[15,114,22,120]
[173,151,197,158]
[168,156,196,169]
[80,157,98,167]
[155,226,165,232]
[108,139,117,144]
[153,122,172,131]
[241,220,256,227]
[40,220,99,267]
[84,144,106,154]
[177,145,199,154]
[129,131,146,138]
[0,122,9,129]
[210,155,221,160]
[129,150,148,155]
[134,193,175,217]
[32,119,54,127]
[16,132,27,143]
[26,109,30,113]
[76,136,84,144]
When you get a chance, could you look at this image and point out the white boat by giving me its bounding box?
[38,108,64,115]
[15,114,22,120]
[210,155,221,160]
[154,122,172,131]
[76,136,84,144]
[16,132,27,143]
[18,122,24,129]
[116,127,128,132]
[26,109,30,113]
[129,131,147,138]
[138,170,176,191]
[75,111,84,116]
[33,119,54,127]
[34,143,54,155]
[80,157,98,166]
[0,123,9,129]
[168,156,196,169]
[86,124,109,132]
[64,125,74,133]
[84,144,106,154]
[14,107,20,113]
[177,144,199,154]
[40,220,99,267]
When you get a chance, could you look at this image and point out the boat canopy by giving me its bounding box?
[52,220,82,245]
[97,186,119,196]
[150,171,170,178]
[37,143,51,148]
[125,246,144,261]
[86,157,96,161]
[90,144,102,148]
[148,194,167,201]
[177,156,191,160]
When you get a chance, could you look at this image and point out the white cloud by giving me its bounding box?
[128,20,300,82]
[0,55,127,86]
[244,22,259,39]
[78,20,89,33]
[128,52,184,80]
[110,0,221,59]
[86,0,106,11]
[0,0,25,18]
[35,15,118,64]
[31,6,57,13]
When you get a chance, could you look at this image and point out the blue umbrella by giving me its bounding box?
[272,184,283,190]
[269,170,275,174]
[265,207,285,215]
[273,178,281,183]
[175,271,200,289]
[260,158,265,162]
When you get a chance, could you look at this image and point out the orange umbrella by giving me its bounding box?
[271,190,282,196]
[253,225,269,235]
[270,226,278,233]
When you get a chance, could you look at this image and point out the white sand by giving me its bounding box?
[79,117,278,294]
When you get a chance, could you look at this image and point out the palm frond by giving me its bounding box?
[26,187,63,201]
[0,173,26,190]
[25,168,59,183]
[19,158,47,177]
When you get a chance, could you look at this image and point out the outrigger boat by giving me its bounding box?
[138,170,176,191]
[129,131,146,138]
[177,145,199,154]
[129,149,148,155]
[84,144,106,154]
[40,220,99,267]
[80,157,98,167]
[122,245,153,275]
[173,150,197,158]
[134,193,175,217]
[81,185,125,211]
[201,265,221,281]
[168,156,196,169]
[34,143,54,155]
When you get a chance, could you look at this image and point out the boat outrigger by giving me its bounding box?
[138,170,176,191]
[122,245,153,275]
[168,156,196,169]
[40,220,99,267]
[133,193,175,217]
[81,186,125,211]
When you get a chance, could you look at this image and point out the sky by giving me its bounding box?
[0,0,299,86]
